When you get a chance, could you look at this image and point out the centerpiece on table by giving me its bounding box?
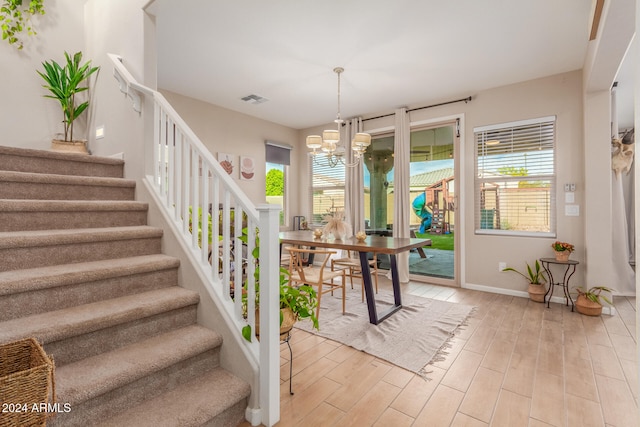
[322,211,352,240]
[551,241,574,262]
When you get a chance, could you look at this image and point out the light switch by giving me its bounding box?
[565,192,575,203]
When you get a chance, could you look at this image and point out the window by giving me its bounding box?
[265,141,291,226]
[474,116,556,236]
[309,157,345,224]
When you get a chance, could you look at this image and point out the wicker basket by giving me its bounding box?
[0,338,55,427]
[554,250,570,262]
[575,294,603,316]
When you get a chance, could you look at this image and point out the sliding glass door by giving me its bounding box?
[362,122,458,284]
[408,123,457,281]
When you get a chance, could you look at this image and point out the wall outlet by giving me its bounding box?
[498,262,507,272]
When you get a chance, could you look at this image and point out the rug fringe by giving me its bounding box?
[420,306,477,381]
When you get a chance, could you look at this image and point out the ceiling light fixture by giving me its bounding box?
[306,67,371,168]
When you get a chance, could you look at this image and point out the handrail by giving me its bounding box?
[108,53,280,426]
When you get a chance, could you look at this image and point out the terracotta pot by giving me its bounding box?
[528,283,546,302]
[554,250,570,262]
[575,294,602,316]
[51,139,89,154]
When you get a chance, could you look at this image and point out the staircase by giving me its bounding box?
[0,146,250,426]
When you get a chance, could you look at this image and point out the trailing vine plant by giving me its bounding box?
[0,0,45,49]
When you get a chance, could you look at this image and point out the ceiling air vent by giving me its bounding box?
[241,94,269,104]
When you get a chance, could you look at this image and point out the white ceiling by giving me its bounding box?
[155,0,633,131]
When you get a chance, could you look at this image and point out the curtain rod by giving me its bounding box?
[362,96,473,122]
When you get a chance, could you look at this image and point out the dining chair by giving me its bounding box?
[286,247,346,320]
[331,250,378,302]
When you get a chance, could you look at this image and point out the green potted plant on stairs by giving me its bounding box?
[503,260,547,302]
[37,51,99,154]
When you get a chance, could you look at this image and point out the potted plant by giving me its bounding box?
[37,51,99,154]
[244,267,319,341]
[238,227,319,342]
[551,241,574,262]
[503,260,547,302]
[0,0,45,50]
[574,286,614,316]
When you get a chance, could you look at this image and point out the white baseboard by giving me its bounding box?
[245,407,261,426]
[464,282,529,299]
[463,282,616,316]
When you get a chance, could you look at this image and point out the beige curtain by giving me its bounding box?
[391,108,411,283]
[611,86,635,295]
[344,118,365,233]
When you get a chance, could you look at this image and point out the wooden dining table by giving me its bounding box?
[279,230,431,325]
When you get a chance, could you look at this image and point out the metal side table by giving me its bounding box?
[540,258,579,311]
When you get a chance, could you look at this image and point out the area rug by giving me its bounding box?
[294,286,475,375]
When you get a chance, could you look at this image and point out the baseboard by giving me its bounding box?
[463,282,529,299]
[245,406,261,426]
[463,282,617,316]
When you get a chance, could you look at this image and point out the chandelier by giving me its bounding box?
[306,67,371,168]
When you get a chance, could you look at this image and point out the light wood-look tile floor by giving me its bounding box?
[240,277,638,426]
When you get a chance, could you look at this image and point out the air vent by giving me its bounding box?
[241,94,269,104]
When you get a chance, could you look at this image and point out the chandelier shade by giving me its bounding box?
[322,129,340,143]
[306,135,322,150]
[352,132,372,147]
[307,67,371,168]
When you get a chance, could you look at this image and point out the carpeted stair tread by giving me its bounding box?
[0,286,199,344]
[0,145,124,166]
[0,145,124,177]
[97,367,250,427]
[0,200,150,231]
[55,325,223,405]
[0,199,148,212]
[0,254,179,296]
[0,225,163,249]
[0,170,135,188]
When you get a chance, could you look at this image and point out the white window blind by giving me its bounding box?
[474,116,556,236]
[309,156,345,224]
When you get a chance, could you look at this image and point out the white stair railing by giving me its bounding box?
[108,53,280,427]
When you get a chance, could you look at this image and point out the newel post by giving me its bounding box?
[256,204,281,426]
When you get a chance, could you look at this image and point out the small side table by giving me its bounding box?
[281,330,294,395]
[540,258,579,311]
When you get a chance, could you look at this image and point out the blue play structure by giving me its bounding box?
[412,193,432,233]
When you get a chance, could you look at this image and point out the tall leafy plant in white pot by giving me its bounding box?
[37,51,99,154]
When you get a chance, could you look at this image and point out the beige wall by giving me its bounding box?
[0,1,86,150]
[160,90,303,224]
[83,0,150,181]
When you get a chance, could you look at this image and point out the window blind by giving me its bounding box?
[474,116,556,236]
[265,140,292,165]
[309,156,345,224]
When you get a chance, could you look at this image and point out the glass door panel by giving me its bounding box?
[408,124,456,280]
